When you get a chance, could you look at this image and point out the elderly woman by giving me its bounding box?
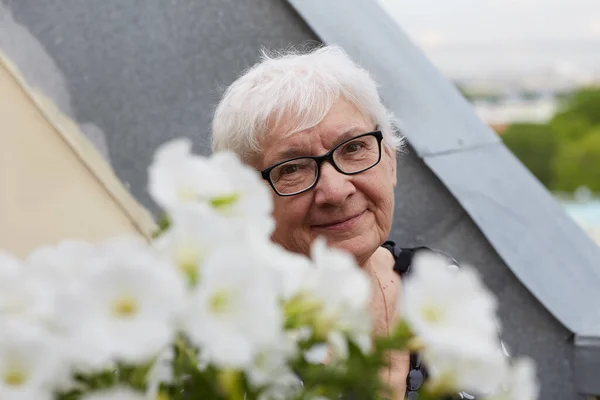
[211,46,464,399]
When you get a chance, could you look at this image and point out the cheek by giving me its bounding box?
[357,172,395,223]
[271,196,315,254]
[272,196,310,232]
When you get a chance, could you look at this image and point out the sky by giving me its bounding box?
[378,0,600,80]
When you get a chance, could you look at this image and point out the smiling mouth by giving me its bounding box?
[311,211,365,231]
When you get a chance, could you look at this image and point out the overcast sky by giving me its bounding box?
[378,0,600,79]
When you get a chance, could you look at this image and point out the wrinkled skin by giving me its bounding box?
[257,99,409,398]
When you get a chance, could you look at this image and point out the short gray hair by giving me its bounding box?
[211,45,403,161]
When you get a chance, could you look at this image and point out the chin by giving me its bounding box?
[323,235,375,264]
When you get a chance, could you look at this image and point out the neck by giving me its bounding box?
[358,247,382,271]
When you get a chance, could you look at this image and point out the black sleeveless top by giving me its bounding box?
[381,241,473,400]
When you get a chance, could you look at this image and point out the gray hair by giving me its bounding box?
[211,45,403,161]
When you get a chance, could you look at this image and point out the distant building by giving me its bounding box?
[473,96,559,128]
[489,122,509,134]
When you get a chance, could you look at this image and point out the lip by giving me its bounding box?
[310,211,365,232]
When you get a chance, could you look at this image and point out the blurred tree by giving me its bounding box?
[455,84,475,103]
[554,88,600,126]
[552,128,600,193]
[501,123,558,188]
[549,112,592,143]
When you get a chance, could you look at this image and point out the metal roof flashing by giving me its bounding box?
[575,335,600,395]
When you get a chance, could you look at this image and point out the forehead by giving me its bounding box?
[260,99,372,168]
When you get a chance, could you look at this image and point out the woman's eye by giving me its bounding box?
[344,142,363,153]
[281,164,299,175]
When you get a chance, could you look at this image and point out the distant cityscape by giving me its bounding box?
[455,70,600,246]
[455,69,600,133]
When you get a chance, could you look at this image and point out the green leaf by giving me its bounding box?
[153,213,171,238]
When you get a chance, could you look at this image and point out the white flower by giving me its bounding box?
[303,343,329,364]
[153,210,232,285]
[422,334,509,395]
[401,250,509,395]
[244,236,314,300]
[280,239,372,364]
[486,357,539,400]
[401,251,500,348]
[326,330,350,360]
[257,370,303,400]
[27,240,97,282]
[303,238,372,340]
[0,319,69,400]
[209,150,273,223]
[0,251,57,329]
[148,139,274,236]
[65,237,186,369]
[245,336,298,388]
[506,358,539,400]
[25,240,103,334]
[303,331,350,365]
[81,386,146,400]
[148,138,220,213]
[146,347,174,400]
[303,330,369,365]
[183,242,283,369]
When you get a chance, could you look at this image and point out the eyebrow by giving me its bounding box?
[264,127,371,167]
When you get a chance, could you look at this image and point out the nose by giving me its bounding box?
[313,162,356,207]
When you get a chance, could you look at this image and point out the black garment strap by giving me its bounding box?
[382,241,431,399]
[382,241,466,400]
[382,241,432,277]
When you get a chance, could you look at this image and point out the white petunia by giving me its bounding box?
[0,251,20,275]
[64,237,187,369]
[183,242,283,369]
[506,358,539,400]
[209,151,273,224]
[25,240,104,334]
[422,333,509,395]
[27,240,97,282]
[401,250,509,395]
[81,386,146,400]
[0,251,57,329]
[148,139,274,236]
[0,319,70,400]
[280,238,372,363]
[148,138,222,213]
[304,238,372,341]
[486,357,539,400]
[303,343,329,364]
[153,209,233,285]
[327,330,350,360]
[244,236,314,300]
[401,251,500,347]
[257,370,303,400]
[146,347,174,400]
[303,330,368,365]
[245,335,298,388]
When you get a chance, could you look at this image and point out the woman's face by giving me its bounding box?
[258,99,397,265]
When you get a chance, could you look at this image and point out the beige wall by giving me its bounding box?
[0,52,156,259]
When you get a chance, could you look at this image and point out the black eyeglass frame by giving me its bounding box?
[260,129,384,197]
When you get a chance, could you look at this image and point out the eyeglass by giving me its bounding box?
[261,129,384,196]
